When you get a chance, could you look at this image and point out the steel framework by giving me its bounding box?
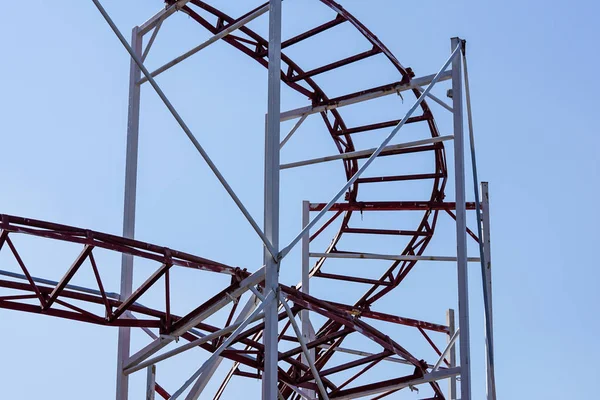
[1,1,496,399]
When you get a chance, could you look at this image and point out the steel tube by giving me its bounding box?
[141,18,163,62]
[309,252,480,263]
[451,37,471,400]
[279,114,307,149]
[262,1,282,399]
[462,42,496,400]
[418,86,453,112]
[481,182,496,400]
[301,200,316,400]
[280,135,453,170]
[447,309,457,399]
[316,345,427,367]
[146,365,156,400]
[115,25,142,400]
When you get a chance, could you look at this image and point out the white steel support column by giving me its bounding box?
[451,37,471,400]
[263,1,282,399]
[116,26,142,400]
[146,365,156,400]
[301,200,316,399]
[446,309,457,399]
[481,182,496,399]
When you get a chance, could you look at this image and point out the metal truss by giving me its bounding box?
[0,1,496,399]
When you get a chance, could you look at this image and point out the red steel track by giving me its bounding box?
[0,1,468,398]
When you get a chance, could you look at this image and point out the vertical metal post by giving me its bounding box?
[451,36,471,400]
[263,1,282,399]
[446,309,457,399]
[146,365,156,400]
[116,26,142,400]
[301,200,316,400]
[481,182,496,399]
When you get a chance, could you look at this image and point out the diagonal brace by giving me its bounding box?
[277,292,330,400]
[90,0,277,260]
[44,245,94,310]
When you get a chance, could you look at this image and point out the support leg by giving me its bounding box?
[451,36,471,400]
[116,25,142,400]
[301,200,316,399]
[481,182,496,400]
[446,309,457,399]
[146,365,156,400]
[263,1,282,399]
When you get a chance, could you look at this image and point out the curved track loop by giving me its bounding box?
[0,1,462,399]
[171,1,449,397]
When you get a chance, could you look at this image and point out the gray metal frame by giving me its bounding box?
[84,2,494,398]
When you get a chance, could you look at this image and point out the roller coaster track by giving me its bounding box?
[0,1,480,399]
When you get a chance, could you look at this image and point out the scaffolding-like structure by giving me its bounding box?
[0,1,496,399]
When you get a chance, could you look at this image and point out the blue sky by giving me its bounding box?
[0,0,598,399]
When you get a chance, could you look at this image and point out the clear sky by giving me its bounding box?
[0,0,598,399]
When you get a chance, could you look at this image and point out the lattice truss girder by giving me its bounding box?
[0,213,460,398]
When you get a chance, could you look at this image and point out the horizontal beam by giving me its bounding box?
[280,136,452,170]
[315,271,392,286]
[281,15,345,49]
[338,114,429,136]
[355,173,442,184]
[343,227,430,236]
[332,367,461,399]
[280,70,452,122]
[310,252,480,263]
[326,301,449,333]
[289,47,380,82]
[309,201,477,212]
